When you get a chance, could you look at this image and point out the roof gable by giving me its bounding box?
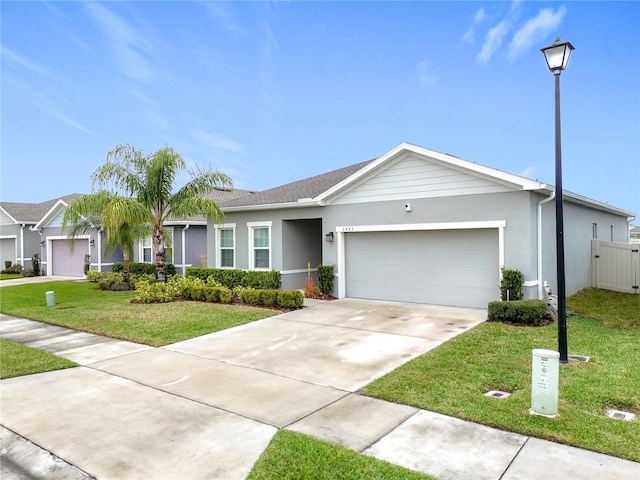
[320,143,547,204]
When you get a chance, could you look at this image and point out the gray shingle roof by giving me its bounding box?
[221,160,374,208]
[1,194,84,223]
[166,188,256,222]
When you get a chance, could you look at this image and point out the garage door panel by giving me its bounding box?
[345,230,499,308]
[0,238,17,266]
[51,240,88,277]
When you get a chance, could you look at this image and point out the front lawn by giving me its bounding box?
[364,289,640,462]
[0,339,77,379]
[0,274,23,281]
[0,281,278,346]
[247,430,434,480]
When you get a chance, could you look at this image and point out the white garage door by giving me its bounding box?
[0,238,17,267]
[345,229,499,308]
[51,240,88,277]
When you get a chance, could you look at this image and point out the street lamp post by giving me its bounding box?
[541,37,575,364]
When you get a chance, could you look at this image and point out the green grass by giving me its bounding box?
[0,339,77,379]
[0,281,278,346]
[0,274,23,281]
[364,290,640,462]
[567,288,640,328]
[247,430,434,480]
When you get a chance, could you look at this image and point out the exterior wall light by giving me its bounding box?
[325,232,334,243]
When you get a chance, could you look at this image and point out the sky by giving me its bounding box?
[1,1,639,217]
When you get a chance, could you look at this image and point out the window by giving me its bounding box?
[215,224,236,268]
[248,222,271,270]
[142,236,152,263]
[141,228,173,263]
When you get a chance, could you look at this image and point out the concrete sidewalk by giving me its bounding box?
[1,301,638,480]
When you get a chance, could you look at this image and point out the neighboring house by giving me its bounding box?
[208,143,634,308]
[0,194,83,273]
[630,225,640,245]
[1,188,253,277]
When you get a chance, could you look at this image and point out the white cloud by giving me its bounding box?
[205,2,245,36]
[477,21,511,64]
[84,3,155,82]
[5,78,94,136]
[462,7,488,44]
[194,132,244,154]
[509,6,567,60]
[416,59,437,88]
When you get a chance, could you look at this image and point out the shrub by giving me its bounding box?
[32,254,41,276]
[488,300,548,326]
[4,260,11,269]
[277,290,304,309]
[86,270,102,282]
[303,277,320,298]
[134,279,181,303]
[129,273,156,289]
[113,262,176,277]
[84,254,91,275]
[97,271,128,291]
[2,263,22,274]
[500,268,524,301]
[21,269,35,277]
[317,265,335,295]
[186,267,281,289]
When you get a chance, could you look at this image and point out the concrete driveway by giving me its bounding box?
[0,299,486,479]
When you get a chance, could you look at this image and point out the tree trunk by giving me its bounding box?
[153,228,165,282]
[122,254,130,285]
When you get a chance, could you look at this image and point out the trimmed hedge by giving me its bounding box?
[238,288,303,309]
[181,285,233,304]
[186,267,281,290]
[113,262,176,277]
[488,300,548,326]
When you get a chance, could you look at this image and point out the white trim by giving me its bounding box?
[336,220,506,299]
[181,224,190,275]
[0,235,18,266]
[318,143,547,203]
[44,235,90,276]
[33,199,69,230]
[214,223,236,269]
[247,221,272,270]
[336,220,506,233]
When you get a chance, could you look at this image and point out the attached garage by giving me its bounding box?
[341,223,504,308]
[51,239,88,276]
[0,238,17,267]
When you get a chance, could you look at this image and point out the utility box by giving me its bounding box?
[45,291,56,307]
[530,349,559,417]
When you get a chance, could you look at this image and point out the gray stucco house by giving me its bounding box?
[1,188,251,277]
[208,143,634,308]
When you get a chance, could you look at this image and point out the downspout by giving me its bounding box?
[97,227,104,272]
[19,224,25,268]
[182,224,190,275]
[537,190,556,299]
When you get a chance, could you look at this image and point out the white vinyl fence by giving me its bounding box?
[591,240,639,294]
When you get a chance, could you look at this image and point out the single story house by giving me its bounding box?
[208,143,634,308]
[1,188,252,277]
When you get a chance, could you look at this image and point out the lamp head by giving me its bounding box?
[541,37,575,74]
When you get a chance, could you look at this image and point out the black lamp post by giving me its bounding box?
[541,37,575,364]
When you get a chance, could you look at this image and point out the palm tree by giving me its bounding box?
[91,144,231,281]
[62,191,152,284]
